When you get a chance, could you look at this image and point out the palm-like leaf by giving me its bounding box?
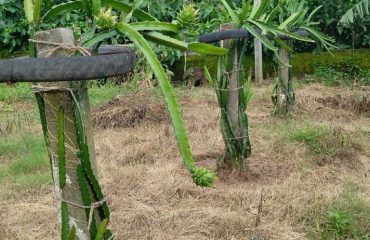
[42,1,83,20]
[82,29,118,47]
[102,0,157,21]
[92,0,101,16]
[33,0,42,24]
[275,0,336,52]
[221,0,240,26]
[340,0,369,25]
[249,0,270,20]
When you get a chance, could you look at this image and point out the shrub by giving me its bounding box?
[0,0,29,51]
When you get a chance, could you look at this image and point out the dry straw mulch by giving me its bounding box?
[1,84,370,239]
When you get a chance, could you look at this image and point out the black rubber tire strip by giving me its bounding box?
[0,45,136,83]
[198,29,308,43]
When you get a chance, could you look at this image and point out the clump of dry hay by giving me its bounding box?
[92,92,169,128]
[296,85,370,116]
[317,94,370,114]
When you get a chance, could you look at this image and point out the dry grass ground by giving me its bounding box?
[0,83,369,239]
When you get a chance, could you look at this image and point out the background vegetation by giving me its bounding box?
[1,0,369,53]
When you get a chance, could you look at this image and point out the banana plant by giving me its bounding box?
[338,0,370,50]
[271,0,336,115]
[43,0,226,188]
[340,0,370,26]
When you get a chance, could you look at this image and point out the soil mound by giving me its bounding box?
[317,94,370,114]
[92,92,169,128]
[296,86,370,116]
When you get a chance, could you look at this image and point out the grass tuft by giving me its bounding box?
[290,125,332,155]
[0,136,50,189]
[305,183,370,239]
[0,83,33,102]
[285,123,362,168]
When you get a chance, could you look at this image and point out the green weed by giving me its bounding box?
[0,83,33,102]
[289,125,333,155]
[306,184,370,239]
[0,136,50,188]
[88,81,137,107]
[305,63,370,86]
[285,123,362,168]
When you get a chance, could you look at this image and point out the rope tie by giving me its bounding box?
[29,39,91,57]
[214,86,245,91]
[32,85,84,110]
[226,135,250,140]
[58,197,107,231]
[222,68,243,75]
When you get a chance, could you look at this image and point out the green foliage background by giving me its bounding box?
[1,0,369,54]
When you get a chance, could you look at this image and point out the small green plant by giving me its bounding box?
[286,123,362,168]
[306,63,370,86]
[290,126,332,155]
[326,210,354,237]
[0,136,50,189]
[305,184,370,239]
[0,83,33,101]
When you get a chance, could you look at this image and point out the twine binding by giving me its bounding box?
[58,197,107,231]
[29,39,91,57]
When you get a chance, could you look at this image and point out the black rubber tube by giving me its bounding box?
[198,29,308,43]
[0,46,136,83]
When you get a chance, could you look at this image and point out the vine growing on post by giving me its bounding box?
[205,39,253,170]
[203,0,316,171]
[24,1,112,239]
[271,0,336,116]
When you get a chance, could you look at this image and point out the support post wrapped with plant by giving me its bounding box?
[205,37,252,170]
[202,0,316,171]
[32,28,111,240]
[272,0,336,115]
[24,0,112,237]
[272,46,293,115]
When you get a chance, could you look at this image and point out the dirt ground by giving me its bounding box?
[0,83,369,239]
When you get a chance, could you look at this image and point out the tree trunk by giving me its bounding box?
[254,0,264,85]
[34,28,109,239]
